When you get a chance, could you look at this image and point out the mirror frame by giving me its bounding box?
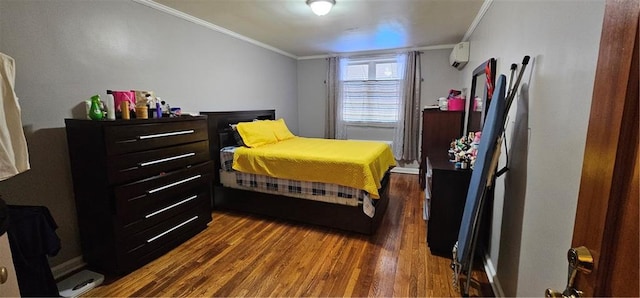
[467,58,496,133]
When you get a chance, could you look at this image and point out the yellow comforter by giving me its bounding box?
[232,137,396,199]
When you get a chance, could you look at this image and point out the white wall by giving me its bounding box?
[421,49,464,109]
[461,0,605,296]
[297,59,326,138]
[296,49,462,164]
[0,0,297,267]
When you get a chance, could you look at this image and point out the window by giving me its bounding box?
[340,55,405,124]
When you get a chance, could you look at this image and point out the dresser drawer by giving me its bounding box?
[107,141,210,185]
[117,206,211,271]
[113,161,213,214]
[104,120,208,155]
[116,185,210,234]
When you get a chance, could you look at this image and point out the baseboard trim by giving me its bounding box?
[390,167,419,175]
[483,254,505,297]
[51,256,86,280]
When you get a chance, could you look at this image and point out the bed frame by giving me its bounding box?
[200,110,390,235]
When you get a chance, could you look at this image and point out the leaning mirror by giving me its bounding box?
[467,58,496,133]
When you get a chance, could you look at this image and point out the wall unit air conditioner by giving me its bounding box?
[450,42,469,70]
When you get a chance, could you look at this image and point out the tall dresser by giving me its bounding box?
[65,116,213,274]
[419,109,467,256]
[419,109,464,189]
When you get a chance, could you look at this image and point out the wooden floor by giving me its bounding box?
[86,173,493,297]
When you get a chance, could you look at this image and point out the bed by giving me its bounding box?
[200,110,394,234]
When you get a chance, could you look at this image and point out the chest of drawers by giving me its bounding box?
[426,155,472,256]
[419,109,464,189]
[65,116,213,274]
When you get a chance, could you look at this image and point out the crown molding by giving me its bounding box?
[462,0,494,42]
[297,44,457,60]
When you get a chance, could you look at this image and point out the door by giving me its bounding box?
[0,234,20,297]
[568,0,639,296]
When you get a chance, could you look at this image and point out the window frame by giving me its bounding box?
[340,57,403,126]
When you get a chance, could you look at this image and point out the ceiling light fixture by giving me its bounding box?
[306,0,335,16]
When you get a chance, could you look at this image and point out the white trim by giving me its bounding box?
[390,167,419,175]
[51,256,86,280]
[484,254,505,297]
[298,44,457,60]
[132,0,298,59]
[462,0,494,42]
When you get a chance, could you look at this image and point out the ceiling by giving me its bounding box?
[151,0,485,59]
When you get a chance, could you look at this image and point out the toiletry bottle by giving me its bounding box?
[121,101,130,120]
[145,94,154,118]
[106,90,116,120]
[89,95,104,120]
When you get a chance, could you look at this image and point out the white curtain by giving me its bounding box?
[392,53,408,159]
[335,57,348,140]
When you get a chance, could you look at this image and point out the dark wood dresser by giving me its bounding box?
[426,154,472,256]
[65,116,213,274]
[419,109,464,188]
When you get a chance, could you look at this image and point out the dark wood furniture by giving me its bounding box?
[426,154,472,256]
[419,109,464,189]
[200,110,390,235]
[65,116,213,274]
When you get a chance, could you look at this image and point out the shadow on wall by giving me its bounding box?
[497,83,530,296]
[0,126,80,267]
[71,101,88,120]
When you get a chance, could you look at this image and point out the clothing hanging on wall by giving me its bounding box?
[0,52,30,181]
[7,205,61,297]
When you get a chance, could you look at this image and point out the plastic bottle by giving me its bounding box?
[121,101,130,120]
[105,90,116,120]
[155,101,162,118]
[158,98,169,116]
[145,94,154,118]
[88,95,104,120]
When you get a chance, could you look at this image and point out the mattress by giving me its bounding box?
[220,146,369,207]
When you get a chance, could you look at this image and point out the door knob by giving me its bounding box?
[0,266,8,284]
[545,246,593,298]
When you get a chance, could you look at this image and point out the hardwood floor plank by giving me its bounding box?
[275,229,329,296]
[84,173,493,297]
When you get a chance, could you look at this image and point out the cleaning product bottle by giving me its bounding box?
[105,90,116,120]
[88,95,104,120]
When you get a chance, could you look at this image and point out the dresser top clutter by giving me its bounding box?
[64,115,213,274]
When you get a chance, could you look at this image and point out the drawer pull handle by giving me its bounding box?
[147,216,198,243]
[145,195,198,219]
[128,194,147,202]
[148,175,201,194]
[119,166,139,173]
[115,139,138,144]
[138,130,194,140]
[139,152,196,167]
[127,243,145,254]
